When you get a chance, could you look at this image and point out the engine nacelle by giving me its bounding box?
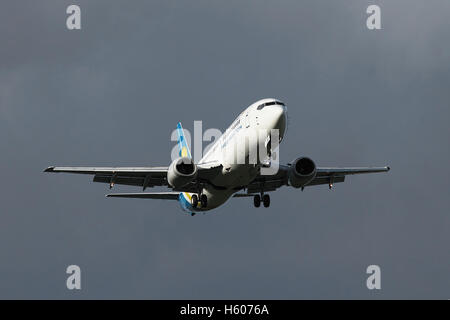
[288,157,317,188]
[167,157,198,188]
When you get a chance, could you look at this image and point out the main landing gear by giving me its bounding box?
[253,194,270,208]
[191,194,208,208]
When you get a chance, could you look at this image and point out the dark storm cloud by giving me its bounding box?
[0,0,449,298]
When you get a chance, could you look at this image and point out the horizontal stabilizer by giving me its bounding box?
[106,192,180,200]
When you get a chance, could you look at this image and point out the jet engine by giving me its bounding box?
[167,157,198,188]
[288,157,317,188]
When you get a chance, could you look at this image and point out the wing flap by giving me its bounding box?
[93,175,145,187]
[306,175,345,186]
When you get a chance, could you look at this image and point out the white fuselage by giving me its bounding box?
[179,98,287,213]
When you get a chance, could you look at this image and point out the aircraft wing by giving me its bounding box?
[106,192,180,200]
[44,166,169,189]
[44,163,222,191]
[315,167,390,176]
[244,165,390,194]
[44,166,168,175]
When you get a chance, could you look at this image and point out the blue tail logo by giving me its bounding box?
[176,122,192,159]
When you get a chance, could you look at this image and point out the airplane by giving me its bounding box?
[44,98,390,216]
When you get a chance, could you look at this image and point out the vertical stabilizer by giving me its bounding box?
[176,122,192,159]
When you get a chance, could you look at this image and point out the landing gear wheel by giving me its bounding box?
[253,195,261,207]
[191,194,198,207]
[262,194,270,208]
[200,194,208,208]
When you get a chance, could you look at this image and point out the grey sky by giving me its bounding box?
[0,0,449,298]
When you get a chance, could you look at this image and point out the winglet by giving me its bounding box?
[176,122,192,159]
[44,166,55,173]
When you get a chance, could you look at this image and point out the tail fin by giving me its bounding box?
[176,122,192,158]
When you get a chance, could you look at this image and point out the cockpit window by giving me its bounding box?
[257,101,285,110]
